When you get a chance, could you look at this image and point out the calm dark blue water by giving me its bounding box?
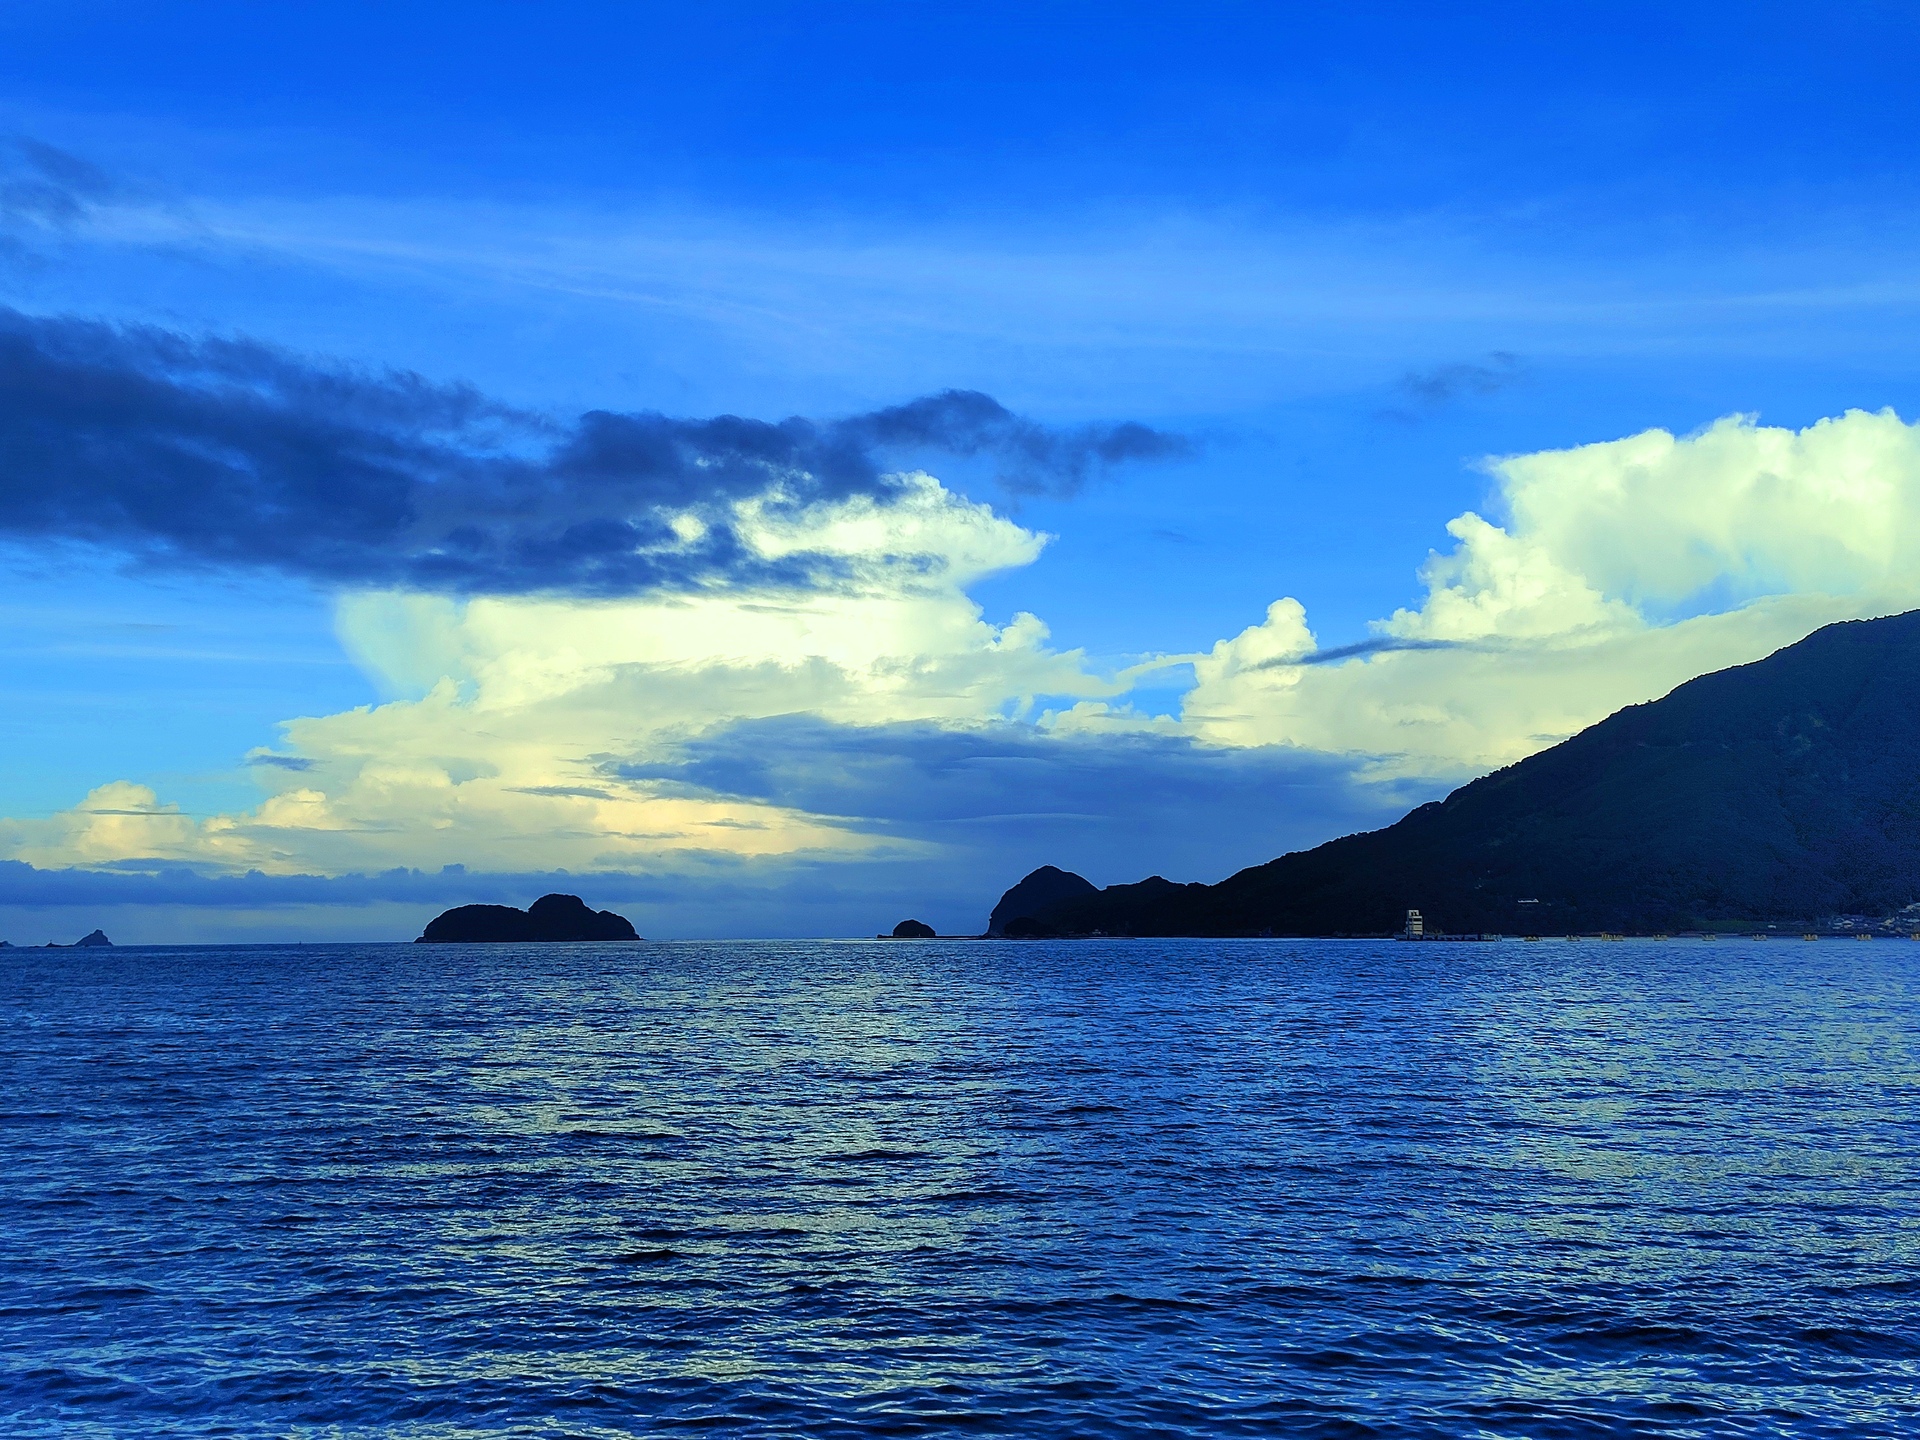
[4,939,1919,1438]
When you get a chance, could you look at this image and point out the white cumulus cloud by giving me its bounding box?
[5,476,1114,876]
[1185,409,1920,774]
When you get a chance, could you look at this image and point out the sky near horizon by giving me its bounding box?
[6,1,1920,941]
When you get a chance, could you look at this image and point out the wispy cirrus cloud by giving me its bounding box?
[0,137,118,229]
[13,132,1920,432]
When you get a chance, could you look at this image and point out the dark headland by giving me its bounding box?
[417,894,639,943]
[14,930,114,949]
[987,610,1920,937]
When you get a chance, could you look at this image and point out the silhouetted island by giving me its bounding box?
[890,919,937,938]
[990,610,1920,937]
[35,930,113,949]
[417,894,640,943]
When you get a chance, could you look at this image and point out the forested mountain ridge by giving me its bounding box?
[997,610,1920,936]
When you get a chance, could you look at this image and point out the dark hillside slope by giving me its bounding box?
[988,865,1098,934]
[1019,610,1920,935]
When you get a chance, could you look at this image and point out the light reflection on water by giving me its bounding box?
[3,938,1918,1437]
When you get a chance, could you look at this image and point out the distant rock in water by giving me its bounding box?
[988,865,1098,936]
[72,930,112,947]
[891,919,936,938]
[417,894,639,943]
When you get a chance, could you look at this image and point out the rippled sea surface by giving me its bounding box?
[5,939,1920,1437]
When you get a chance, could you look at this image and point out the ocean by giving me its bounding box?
[4,938,1918,1437]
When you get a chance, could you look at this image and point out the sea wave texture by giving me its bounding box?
[3,939,1919,1437]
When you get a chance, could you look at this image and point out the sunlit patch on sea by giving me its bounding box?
[4,939,1918,1437]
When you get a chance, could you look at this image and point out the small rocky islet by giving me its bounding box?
[416,894,639,943]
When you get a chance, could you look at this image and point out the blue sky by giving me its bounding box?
[5,2,1920,940]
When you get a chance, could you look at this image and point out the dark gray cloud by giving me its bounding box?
[0,856,872,914]
[1283,636,1463,666]
[845,389,1192,498]
[0,854,867,922]
[610,715,1430,893]
[0,309,1187,596]
[0,859,471,908]
[0,858,740,913]
[1390,351,1523,412]
[245,751,316,771]
[0,855,985,941]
